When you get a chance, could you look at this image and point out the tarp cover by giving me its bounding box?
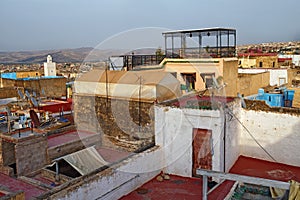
[58,146,108,176]
[74,69,181,102]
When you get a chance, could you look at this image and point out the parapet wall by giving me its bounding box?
[73,94,155,152]
[240,108,300,167]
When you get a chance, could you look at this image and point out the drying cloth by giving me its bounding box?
[289,180,300,200]
[270,187,286,199]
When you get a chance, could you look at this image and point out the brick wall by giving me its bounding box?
[15,134,48,176]
[73,94,155,152]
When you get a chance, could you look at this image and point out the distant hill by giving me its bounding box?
[0,47,127,64]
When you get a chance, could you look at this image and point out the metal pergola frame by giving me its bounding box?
[162,27,237,58]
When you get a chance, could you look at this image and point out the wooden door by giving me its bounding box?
[192,129,212,176]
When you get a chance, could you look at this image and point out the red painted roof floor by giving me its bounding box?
[96,147,131,163]
[121,155,300,200]
[0,173,46,199]
[47,130,98,148]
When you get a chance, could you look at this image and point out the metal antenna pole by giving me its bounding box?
[138,76,142,131]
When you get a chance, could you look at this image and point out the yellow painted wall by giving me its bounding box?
[239,56,278,68]
[16,71,40,78]
[161,58,239,97]
[238,58,256,68]
[255,56,278,68]
[163,59,223,91]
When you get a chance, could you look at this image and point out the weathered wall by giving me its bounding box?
[0,87,18,99]
[15,134,48,176]
[238,72,270,96]
[154,102,240,177]
[1,78,15,88]
[238,58,256,68]
[14,78,66,98]
[240,109,300,167]
[16,71,40,78]
[239,68,288,86]
[73,94,154,152]
[255,56,278,68]
[288,68,300,86]
[37,147,163,200]
[0,140,15,166]
[222,59,238,97]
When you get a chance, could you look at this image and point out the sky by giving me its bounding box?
[1,0,300,51]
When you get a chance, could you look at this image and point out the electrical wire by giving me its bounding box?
[226,108,278,162]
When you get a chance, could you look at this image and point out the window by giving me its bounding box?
[272,62,275,68]
[181,73,196,91]
[259,61,263,68]
[200,73,216,88]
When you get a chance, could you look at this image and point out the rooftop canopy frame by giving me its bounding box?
[162,27,236,58]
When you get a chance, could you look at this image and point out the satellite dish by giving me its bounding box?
[212,76,220,89]
[25,90,31,98]
[31,97,39,107]
[17,89,25,99]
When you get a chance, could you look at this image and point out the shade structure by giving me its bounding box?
[55,146,108,176]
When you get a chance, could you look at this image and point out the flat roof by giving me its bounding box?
[121,155,300,200]
[162,27,236,36]
[0,172,47,199]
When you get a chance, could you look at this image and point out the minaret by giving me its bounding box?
[44,55,57,76]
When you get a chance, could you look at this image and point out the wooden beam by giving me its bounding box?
[196,169,289,190]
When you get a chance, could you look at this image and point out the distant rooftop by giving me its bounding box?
[0,72,64,80]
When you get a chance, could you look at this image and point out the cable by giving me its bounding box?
[227,107,300,181]
[226,108,277,163]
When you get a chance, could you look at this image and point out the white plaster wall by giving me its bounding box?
[238,68,288,86]
[44,62,57,76]
[53,147,163,200]
[225,100,242,171]
[279,54,300,66]
[240,110,300,167]
[269,70,288,86]
[155,106,230,177]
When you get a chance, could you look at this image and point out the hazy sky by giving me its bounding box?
[1,0,300,51]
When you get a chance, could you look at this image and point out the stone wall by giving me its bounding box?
[15,134,48,176]
[1,79,15,88]
[255,56,278,68]
[1,77,66,98]
[0,87,18,99]
[15,78,66,98]
[0,140,15,166]
[73,94,155,152]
